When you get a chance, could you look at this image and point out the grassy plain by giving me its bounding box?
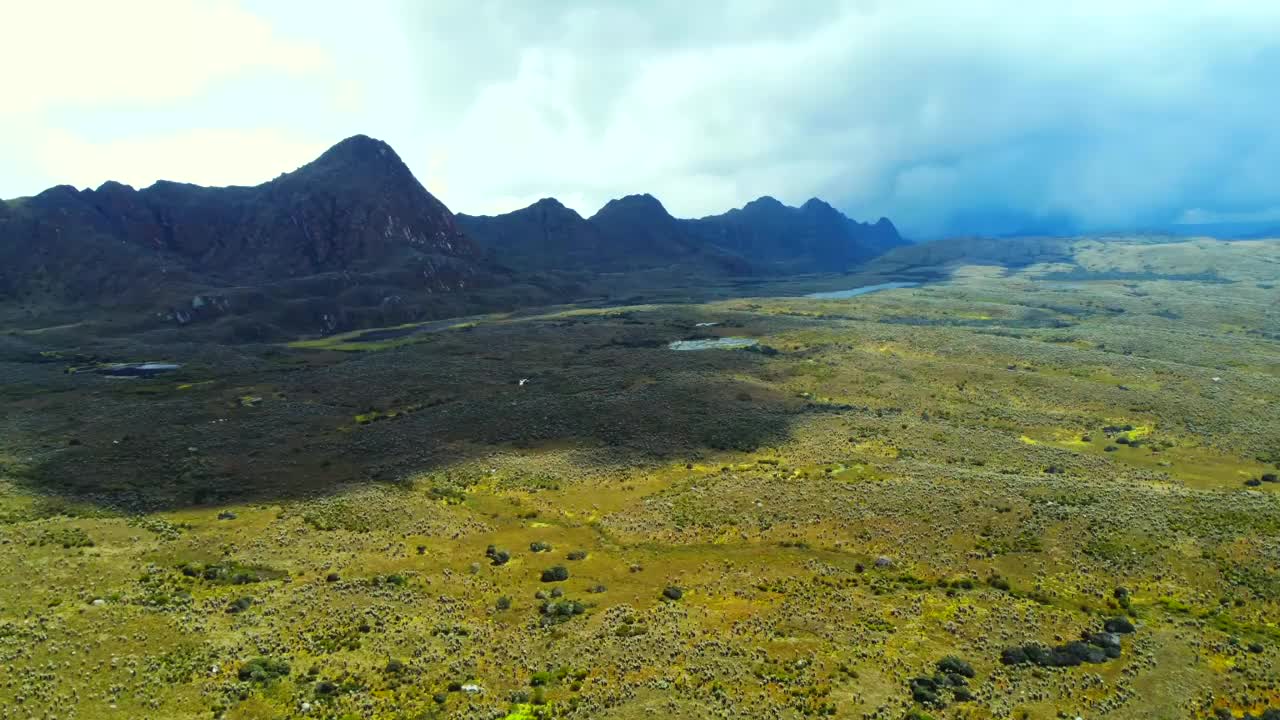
[0,237,1278,719]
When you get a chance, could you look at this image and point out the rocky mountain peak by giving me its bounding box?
[800,197,839,215]
[591,193,672,222]
[743,195,785,210]
[286,134,416,188]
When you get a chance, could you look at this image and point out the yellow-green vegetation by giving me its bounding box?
[1,238,1279,719]
[353,404,423,425]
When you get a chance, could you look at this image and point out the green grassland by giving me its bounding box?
[1,237,1279,719]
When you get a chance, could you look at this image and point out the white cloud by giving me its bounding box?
[402,0,1280,234]
[5,0,1280,237]
[1,0,327,116]
[35,128,330,190]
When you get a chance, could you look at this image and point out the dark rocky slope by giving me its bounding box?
[0,136,506,337]
[686,196,905,272]
[2,134,906,340]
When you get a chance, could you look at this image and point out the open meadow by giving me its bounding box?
[1,237,1278,720]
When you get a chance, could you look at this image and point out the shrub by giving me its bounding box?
[662,586,684,601]
[496,596,511,610]
[541,566,569,582]
[1000,647,1029,666]
[1104,617,1135,634]
[936,656,975,679]
[239,657,290,683]
[538,600,585,625]
[1001,636,1117,668]
[910,681,942,707]
[909,674,964,708]
[225,596,253,614]
[530,541,552,553]
[567,550,588,561]
[486,545,511,566]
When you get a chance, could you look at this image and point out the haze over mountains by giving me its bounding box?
[0,135,903,338]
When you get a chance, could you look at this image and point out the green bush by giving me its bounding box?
[936,656,975,678]
[238,657,290,683]
[486,545,511,565]
[539,599,586,625]
[541,565,569,582]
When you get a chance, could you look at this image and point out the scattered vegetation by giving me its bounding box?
[3,243,1280,718]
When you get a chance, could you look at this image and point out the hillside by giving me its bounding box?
[459,193,905,275]
[2,135,906,340]
[685,196,904,271]
[0,136,512,338]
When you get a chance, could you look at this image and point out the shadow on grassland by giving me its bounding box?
[5,306,822,512]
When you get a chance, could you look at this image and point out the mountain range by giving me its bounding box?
[0,135,904,338]
[457,191,901,275]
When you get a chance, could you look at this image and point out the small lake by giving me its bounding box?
[668,337,759,351]
[96,362,182,377]
[805,281,920,300]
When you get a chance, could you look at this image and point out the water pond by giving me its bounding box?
[804,281,920,300]
[668,337,759,351]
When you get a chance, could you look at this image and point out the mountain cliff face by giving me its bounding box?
[0,135,490,309]
[459,193,905,275]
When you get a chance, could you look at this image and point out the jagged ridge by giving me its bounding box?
[458,193,905,275]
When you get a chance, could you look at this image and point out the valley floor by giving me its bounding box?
[1,240,1279,720]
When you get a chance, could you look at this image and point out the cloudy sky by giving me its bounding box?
[3,0,1279,237]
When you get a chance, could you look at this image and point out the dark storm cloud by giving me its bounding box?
[403,0,1280,236]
